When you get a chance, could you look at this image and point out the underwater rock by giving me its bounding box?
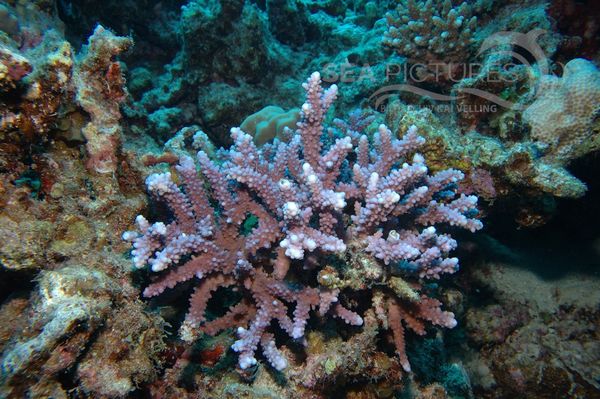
[548,0,600,61]
[0,215,53,271]
[0,266,117,396]
[0,3,135,186]
[0,263,165,398]
[0,27,72,144]
[74,24,132,175]
[0,13,157,394]
[121,0,395,144]
[462,259,600,398]
[266,0,309,46]
[0,132,147,270]
[465,303,529,346]
[76,302,165,398]
[0,4,20,40]
[291,310,403,391]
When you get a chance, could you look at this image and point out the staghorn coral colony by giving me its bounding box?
[0,0,599,398]
[124,72,482,373]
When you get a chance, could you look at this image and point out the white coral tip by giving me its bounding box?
[283,201,300,217]
[122,231,137,241]
[424,226,436,235]
[305,238,317,251]
[279,179,291,189]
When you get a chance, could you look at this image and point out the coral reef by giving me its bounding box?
[523,58,600,162]
[382,0,501,87]
[0,2,135,187]
[74,25,133,174]
[383,0,486,63]
[125,72,482,373]
[0,0,599,397]
[384,95,593,226]
[97,0,393,145]
[121,0,301,143]
[0,5,165,397]
[24,0,594,214]
[378,1,600,225]
[0,118,163,396]
[450,3,560,131]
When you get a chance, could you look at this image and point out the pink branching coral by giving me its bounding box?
[373,290,457,372]
[124,72,482,372]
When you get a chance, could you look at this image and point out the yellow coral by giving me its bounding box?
[240,105,300,145]
[389,276,420,302]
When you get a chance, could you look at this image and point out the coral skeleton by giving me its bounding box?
[125,72,482,371]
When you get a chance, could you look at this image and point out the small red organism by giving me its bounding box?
[104,62,127,101]
[198,345,225,367]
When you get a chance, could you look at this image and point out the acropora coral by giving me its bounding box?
[383,0,493,64]
[125,72,482,372]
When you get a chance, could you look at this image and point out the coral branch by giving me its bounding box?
[125,72,482,372]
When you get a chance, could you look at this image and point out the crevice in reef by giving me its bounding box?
[0,268,35,304]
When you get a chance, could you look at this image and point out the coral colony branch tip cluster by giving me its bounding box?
[124,72,482,371]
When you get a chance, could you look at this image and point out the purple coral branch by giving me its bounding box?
[125,72,483,372]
